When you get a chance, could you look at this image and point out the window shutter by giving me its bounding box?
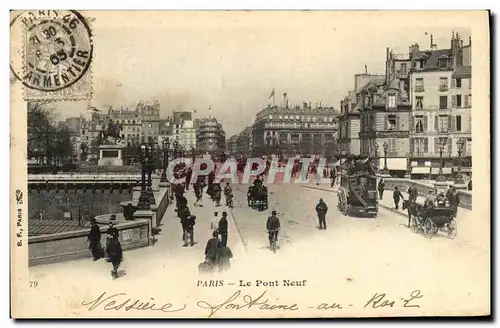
[447,137,452,156]
[434,138,438,153]
[462,140,467,155]
[447,115,452,132]
[409,138,414,154]
[434,115,438,131]
[423,116,428,131]
[396,115,401,130]
[384,116,388,130]
[452,78,456,87]
[456,115,461,131]
[464,95,469,107]
[409,115,414,131]
[424,138,429,152]
[451,95,457,107]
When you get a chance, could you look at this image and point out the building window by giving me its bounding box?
[464,94,471,107]
[456,95,462,108]
[436,115,449,132]
[415,96,424,110]
[456,115,462,132]
[414,116,424,133]
[456,78,462,88]
[439,58,448,68]
[413,138,428,155]
[439,77,448,91]
[415,78,424,92]
[387,115,397,130]
[439,96,448,109]
[387,93,396,108]
[400,63,407,74]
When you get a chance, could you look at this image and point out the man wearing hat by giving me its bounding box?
[87,218,104,261]
[315,198,328,230]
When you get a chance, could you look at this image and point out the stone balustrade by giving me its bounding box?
[382,178,472,210]
[28,218,150,266]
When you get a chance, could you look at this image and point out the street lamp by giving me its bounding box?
[436,136,448,182]
[136,144,151,210]
[161,138,170,182]
[374,142,379,171]
[382,141,389,174]
[454,138,465,186]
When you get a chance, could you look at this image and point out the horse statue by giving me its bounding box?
[100,120,123,145]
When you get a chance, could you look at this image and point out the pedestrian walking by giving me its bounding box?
[185,167,193,191]
[210,212,220,236]
[217,237,233,272]
[204,231,220,269]
[107,233,123,279]
[87,218,104,261]
[393,186,405,210]
[378,179,385,200]
[218,211,228,246]
[181,211,196,247]
[105,222,119,262]
[315,198,328,230]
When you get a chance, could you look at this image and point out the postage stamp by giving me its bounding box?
[10,10,93,100]
[9,10,491,319]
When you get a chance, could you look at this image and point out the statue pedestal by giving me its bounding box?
[98,144,125,166]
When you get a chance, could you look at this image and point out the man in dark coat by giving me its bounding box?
[218,211,229,247]
[449,187,460,217]
[378,179,385,200]
[266,210,281,248]
[88,219,104,261]
[315,198,328,230]
[178,206,191,241]
[393,186,405,210]
[105,222,120,262]
[217,238,233,272]
[204,231,220,267]
[181,211,196,247]
[330,168,337,188]
[185,167,193,190]
[207,171,216,199]
[176,194,188,211]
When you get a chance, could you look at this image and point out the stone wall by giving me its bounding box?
[28,189,133,221]
[383,178,472,210]
[28,219,150,266]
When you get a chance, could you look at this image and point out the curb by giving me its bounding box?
[227,206,249,255]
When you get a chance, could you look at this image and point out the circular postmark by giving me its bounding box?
[10,10,93,92]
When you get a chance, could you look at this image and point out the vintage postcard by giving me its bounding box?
[10,10,490,318]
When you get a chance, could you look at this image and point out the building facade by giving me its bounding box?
[339,73,385,158]
[227,135,238,156]
[408,33,472,177]
[196,117,226,154]
[358,49,413,175]
[235,126,253,156]
[252,97,340,158]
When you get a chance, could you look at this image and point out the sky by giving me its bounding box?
[50,11,471,136]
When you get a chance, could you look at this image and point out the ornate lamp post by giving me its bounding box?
[374,143,379,172]
[191,146,196,164]
[137,144,151,210]
[382,141,389,174]
[436,137,448,182]
[161,138,170,182]
[405,152,412,178]
[454,138,466,187]
[145,142,156,205]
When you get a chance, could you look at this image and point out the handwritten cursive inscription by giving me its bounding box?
[81,292,187,313]
[197,289,299,318]
[364,290,423,309]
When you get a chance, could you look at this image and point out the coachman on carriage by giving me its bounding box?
[247,176,268,211]
[337,155,378,217]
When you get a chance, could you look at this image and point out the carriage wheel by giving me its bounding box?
[423,218,433,238]
[447,219,457,239]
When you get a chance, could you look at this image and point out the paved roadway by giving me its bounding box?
[25,179,488,317]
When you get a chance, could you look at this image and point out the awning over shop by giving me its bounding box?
[411,167,430,174]
[460,167,472,173]
[379,158,407,171]
[431,167,452,174]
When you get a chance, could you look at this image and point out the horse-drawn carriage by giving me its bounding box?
[247,184,268,210]
[337,156,378,217]
[403,200,457,239]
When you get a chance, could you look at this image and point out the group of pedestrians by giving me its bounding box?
[200,211,233,273]
[87,220,123,279]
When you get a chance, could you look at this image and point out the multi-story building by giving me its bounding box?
[357,48,413,175]
[408,32,472,178]
[137,101,160,143]
[65,117,81,134]
[252,96,340,158]
[235,126,253,156]
[339,73,385,158]
[227,135,238,155]
[196,117,226,154]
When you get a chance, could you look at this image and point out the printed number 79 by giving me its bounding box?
[29,281,38,288]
